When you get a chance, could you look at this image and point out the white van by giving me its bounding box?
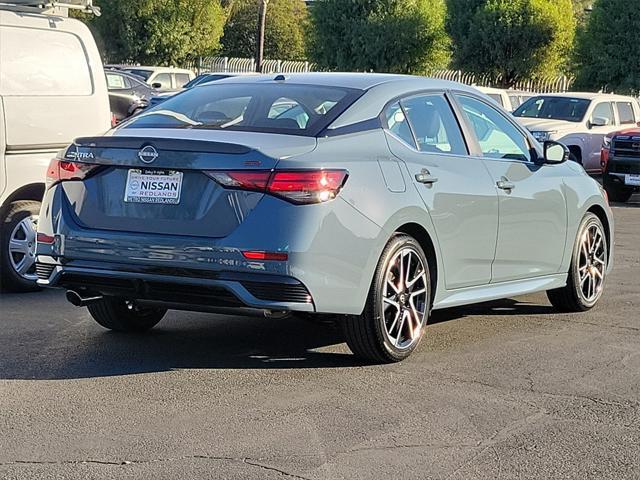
[0,2,111,291]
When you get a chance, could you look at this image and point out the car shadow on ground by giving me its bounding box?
[0,294,552,380]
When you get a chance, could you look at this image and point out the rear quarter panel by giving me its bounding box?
[277,129,444,314]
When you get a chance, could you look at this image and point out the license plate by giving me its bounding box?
[124,169,183,204]
[625,174,640,187]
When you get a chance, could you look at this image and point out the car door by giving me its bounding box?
[105,72,132,121]
[384,93,499,289]
[586,102,616,170]
[454,94,567,283]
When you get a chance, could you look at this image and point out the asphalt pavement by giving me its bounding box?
[1,195,639,480]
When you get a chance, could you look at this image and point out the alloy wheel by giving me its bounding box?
[381,247,428,350]
[8,214,38,282]
[577,223,606,303]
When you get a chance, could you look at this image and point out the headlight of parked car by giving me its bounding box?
[603,135,612,148]
[531,131,557,142]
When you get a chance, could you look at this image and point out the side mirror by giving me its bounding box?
[543,141,569,165]
[151,82,162,90]
[590,116,610,128]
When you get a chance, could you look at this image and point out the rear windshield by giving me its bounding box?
[123,83,362,136]
[513,96,591,122]
[124,69,152,81]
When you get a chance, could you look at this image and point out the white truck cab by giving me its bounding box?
[0,1,110,291]
[513,92,640,173]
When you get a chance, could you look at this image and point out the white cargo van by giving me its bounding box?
[0,1,110,291]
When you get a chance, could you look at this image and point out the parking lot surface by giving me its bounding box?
[1,195,639,480]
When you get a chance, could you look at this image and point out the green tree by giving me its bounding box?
[574,0,640,93]
[88,0,226,65]
[447,0,575,87]
[309,0,450,74]
[221,0,309,60]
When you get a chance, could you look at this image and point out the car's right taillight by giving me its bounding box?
[206,169,348,205]
[46,159,101,189]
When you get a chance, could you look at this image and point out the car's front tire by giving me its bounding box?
[547,213,608,312]
[0,200,41,292]
[343,234,431,363]
[603,173,633,203]
[88,297,166,332]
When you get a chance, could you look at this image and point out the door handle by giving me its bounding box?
[415,169,438,185]
[496,177,515,191]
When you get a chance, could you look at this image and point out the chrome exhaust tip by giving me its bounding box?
[66,290,103,307]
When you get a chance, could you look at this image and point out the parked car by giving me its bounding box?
[0,4,110,292]
[36,74,613,362]
[121,66,195,92]
[477,87,534,112]
[513,92,640,172]
[106,70,157,122]
[601,128,640,202]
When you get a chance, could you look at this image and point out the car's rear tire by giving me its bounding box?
[603,173,633,203]
[88,297,166,332]
[0,200,41,292]
[547,213,608,312]
[343,234,431,363]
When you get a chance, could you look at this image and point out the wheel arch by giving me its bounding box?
[394,222,438,306]
[1,183,45,213]
[586,204,612,263]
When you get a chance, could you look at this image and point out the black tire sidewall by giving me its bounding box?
[370,236,430,362]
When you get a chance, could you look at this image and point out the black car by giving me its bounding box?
[105,70,157,122]
[602,128,640,203]
[148,73,241,109]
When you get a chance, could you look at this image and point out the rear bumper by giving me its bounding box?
[36,182,385,315]
[36,260,315,313]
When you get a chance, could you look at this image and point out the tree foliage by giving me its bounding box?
[447,0,575,86]
[221,0,309,61]
[309,0,450,74]
[574,0,640,93]
[88,0,226,65]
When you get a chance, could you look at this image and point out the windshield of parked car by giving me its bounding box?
[513,96,591,122]
[123,83,362,136]
[123,69,152,81]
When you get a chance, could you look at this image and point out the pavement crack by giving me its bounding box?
[242,458,312,480]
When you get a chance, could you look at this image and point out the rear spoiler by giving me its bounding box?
[73,137,252,155]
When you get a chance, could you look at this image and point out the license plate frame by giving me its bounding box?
[124,169,183,205]
[625,174,640,187]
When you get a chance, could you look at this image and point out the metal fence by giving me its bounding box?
[428,69,575,93]
[186,56,315,75]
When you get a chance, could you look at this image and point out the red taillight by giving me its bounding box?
[36,232,55,245]
[111,112,118,128]
[242,251,288,261]
[206,169,348,205]
[46,159,100,189]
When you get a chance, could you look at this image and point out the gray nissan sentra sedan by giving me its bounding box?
[36,73,613,363]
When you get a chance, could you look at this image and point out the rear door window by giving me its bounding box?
[106,73,126,90]
[616,102,636,125]
[401,94,467,155]
[0,26,92,96]
[384,102,416,148]
[175,73,192,88]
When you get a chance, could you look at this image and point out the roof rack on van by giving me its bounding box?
[0,0,100,16]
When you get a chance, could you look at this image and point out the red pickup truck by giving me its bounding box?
[601,128,640,202]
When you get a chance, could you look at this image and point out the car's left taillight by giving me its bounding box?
[206,169,349,205]
[46,159,101,189]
